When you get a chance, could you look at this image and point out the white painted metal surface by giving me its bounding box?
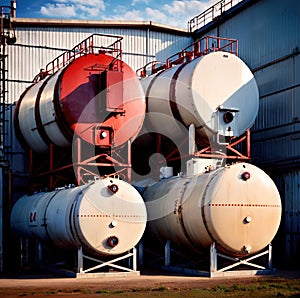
[38,69,70,148]
[143,161,281,257]
[11,178,147,256]
[17,68,70,152]
[16,79,49,152]
[141,51,259,143]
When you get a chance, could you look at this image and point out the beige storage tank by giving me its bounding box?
[11,178,147,256]
[143,162,281,257]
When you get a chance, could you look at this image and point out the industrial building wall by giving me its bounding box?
[7,21,191,104]
[193,0,300,265]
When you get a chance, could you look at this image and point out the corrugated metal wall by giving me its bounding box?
[284,171,300,261]
[193,0,300,265]
[7,22,191,103]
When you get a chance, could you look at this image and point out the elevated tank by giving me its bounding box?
[11,178,147,256]
[15,53,145,153]
[143,162,281,257]
[141,51,259,144]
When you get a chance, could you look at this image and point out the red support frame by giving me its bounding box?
[194,129,251,161]
[29,145,74,191]
[73,138,132,186]
[145,129,250,182]
[151,129,250,170]
[29,139,132,191]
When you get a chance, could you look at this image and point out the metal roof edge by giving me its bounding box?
[12,18,190,36]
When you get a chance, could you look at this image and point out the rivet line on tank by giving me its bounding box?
[209,203,281,207]
[78,214,145,218]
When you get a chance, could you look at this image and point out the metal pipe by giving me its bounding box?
[10,1,16,18]
[189,124,196,155]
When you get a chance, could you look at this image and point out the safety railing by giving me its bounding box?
[137,36,238,77]
[188,0,244,32]
[40,33,123,77]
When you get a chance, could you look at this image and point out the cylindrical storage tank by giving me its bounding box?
[11,178,147,256]
[141,52,259,145]
[143,162,281,257]
[14,53,145,153]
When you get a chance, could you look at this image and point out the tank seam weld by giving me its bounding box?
[177,178,200,251]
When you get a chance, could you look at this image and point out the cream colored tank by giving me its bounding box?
[11,178,147,256]
[143,162,281,256]
[141,52,259,144]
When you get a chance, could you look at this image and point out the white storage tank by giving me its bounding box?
[143,162,281,257]
[11,178,147,256]
[141,51,259,145]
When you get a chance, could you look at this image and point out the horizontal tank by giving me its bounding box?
[11,178,147,256]
[14,53,145,153]
[141,51,259,145]
[142,162,281,257]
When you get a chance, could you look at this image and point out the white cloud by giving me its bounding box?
[164,0,216,14]
[162,0,217,26]
[122,10,144,20]
[55,0,104,8]
[111,8,144,21]
[40,0,105,18]
[40,4,76,18]
[131,0,149,6]
[145,7,167,23]
[76,4,103,18]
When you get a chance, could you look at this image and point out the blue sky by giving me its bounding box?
[5,0,219,29]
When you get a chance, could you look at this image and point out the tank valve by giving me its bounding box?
[223,111,235,123]
[241,245,251,254]
[100,131,107,139]
[241,171,251,181]
[109,220,118,228]
[244,216,252,224]
[108,184,119,193]
[107,236,119,247]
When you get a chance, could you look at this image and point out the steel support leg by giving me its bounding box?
[77,246,83,273]
[165,240,170,266]
[138,241,144,266]
[210,242,217,273]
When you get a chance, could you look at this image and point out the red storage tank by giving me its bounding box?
[15,53,145,153]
